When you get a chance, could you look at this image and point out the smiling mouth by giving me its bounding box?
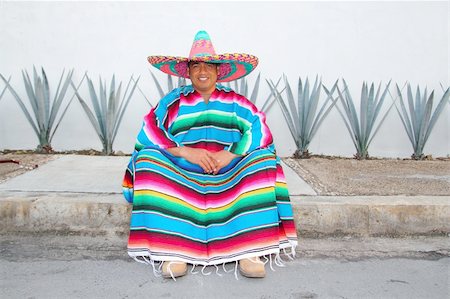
[198,77,209,81]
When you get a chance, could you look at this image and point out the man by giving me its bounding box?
[123,30,298,280]
[165,61,238,175]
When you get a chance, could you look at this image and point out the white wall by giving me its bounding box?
[0,1,448,158]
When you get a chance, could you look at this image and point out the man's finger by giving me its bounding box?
[204,156,217,172]
[200,160,211,173]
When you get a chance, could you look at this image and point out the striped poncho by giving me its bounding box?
[122,84,298,267]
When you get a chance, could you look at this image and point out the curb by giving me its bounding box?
[1,192,449,237]
[293,196,450,237]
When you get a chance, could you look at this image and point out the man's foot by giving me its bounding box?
[162,261,188,279]
[239,256,266,278]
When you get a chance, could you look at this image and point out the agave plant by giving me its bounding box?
[395,84,450,160]
[329,79,393,160]
[0,75,10,101]
[268,75,339,158]
[72,74,139,155]
[0,67,76,153]
[226,73,278,113]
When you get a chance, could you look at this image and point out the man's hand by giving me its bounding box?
[167,146,218,173]
[209,150,239,175]
[167,147,238,174]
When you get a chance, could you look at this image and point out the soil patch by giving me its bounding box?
[283,157,450,196]
[0,153,57,184]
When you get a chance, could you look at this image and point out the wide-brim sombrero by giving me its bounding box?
[148,31,258,82]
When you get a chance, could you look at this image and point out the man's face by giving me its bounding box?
[188,61,219,94]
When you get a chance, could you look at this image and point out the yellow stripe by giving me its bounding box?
[275,182,287,188]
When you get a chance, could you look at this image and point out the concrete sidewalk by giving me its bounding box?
[0,155,449,237]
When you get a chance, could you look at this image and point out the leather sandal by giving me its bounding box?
[239,256,266,278]
[162,261,188,279]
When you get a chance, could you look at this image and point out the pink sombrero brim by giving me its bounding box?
[148,53,258,82]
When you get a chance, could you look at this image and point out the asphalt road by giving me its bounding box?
[2,256,449,299]
[1,235,449,299]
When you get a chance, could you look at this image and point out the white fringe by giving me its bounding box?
[132,243,297,280]
[166,261,177,281]
[201,265,212,276]
[234,261,239,280]
[191,264,199,274]
[222,262,234,273]
[214,265,223,277]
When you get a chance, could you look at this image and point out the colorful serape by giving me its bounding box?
[123,84,298,266]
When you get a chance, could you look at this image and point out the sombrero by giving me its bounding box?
[148,30,258,82]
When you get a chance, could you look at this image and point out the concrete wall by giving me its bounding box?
[0,1,448,158]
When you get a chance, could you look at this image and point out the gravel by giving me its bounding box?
[283,157,450,196]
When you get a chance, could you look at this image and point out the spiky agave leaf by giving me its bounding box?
[127,72,184,108]
[334,80,391,159]
[48,69,74,136]
[87,76,106,141]
[21,69,40,130]
[106,77,121,152]
[50,72,84,142]
[285,75,301,143]
[367,81,396,148]
[271,76,338,158]
[1,68,75,151]
[73,74,139,155]
[0,75,11,101]
[261,76,283,113]
[396,84,449,159]
[149,71,186,104]
[177,76,186,88]
[167,74,174,93]
[423,87,449,147]
[226,73,278,112]
[226,76,246,95]
[166,75,186,97]
[35,67,49,136]
[296,77,338,155]
[112,76,139,145]
[149,71,165,99]
[341,79,362,153]
[309,80,339,144]
[332,86,360,154]
[1,73,40,137]
[72,79,104,144]
[248,73,261,105]
[268,77,299,146]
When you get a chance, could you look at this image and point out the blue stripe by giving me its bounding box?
[276,202,295,217]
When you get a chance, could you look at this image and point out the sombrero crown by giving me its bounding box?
[148,31,258,82]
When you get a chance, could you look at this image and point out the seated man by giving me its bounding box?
[123,30,298,279]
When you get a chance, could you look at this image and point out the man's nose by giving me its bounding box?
[198,63,208,72]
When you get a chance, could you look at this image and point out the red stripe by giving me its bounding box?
[128,226,280,257]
